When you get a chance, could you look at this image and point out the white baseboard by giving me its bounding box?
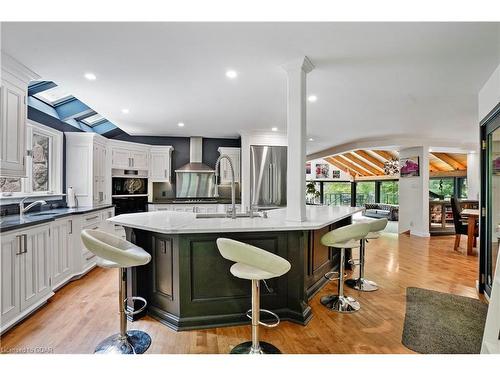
[410,230,431,237]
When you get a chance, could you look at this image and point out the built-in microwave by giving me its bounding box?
[112,177,148,196]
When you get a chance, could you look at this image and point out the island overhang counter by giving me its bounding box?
[108,206,363,331]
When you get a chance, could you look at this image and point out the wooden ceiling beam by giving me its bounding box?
[354,150,386,169]
[372,150,395,161]
[342,153,384,175]
[324,157,357,177]
[431,152,466,170]
[333,155,375,177]
[429,160,447,172]
[430,170,467,178]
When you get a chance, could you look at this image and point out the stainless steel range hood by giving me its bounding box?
[175,137,215,198]
[175,137,215,173]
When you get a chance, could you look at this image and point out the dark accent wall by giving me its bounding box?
[202,137,241,168]
[105,129,240,172]
[26,106,241,198]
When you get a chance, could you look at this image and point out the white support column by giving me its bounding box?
[398,146,430,237]
[282,57,314,222]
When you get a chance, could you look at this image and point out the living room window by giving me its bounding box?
[0,121,63,198]
[323,182,351,206]
[429,177,468,200]
[380,180,399,204]
[356,181,376,206]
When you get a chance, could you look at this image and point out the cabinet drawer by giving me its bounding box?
[81,212,102,226]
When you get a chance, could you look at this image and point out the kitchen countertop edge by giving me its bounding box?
[0,204,115,233]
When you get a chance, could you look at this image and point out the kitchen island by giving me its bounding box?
[108,205,363,331]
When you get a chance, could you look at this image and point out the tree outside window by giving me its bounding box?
[323,182,351,206]
[356,181,375,206]
[429,178,455,199]
[380,181,399,204]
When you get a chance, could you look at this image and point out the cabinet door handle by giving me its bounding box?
[86,254,96,261]
[22,234,28,254]
[86,215,99,221]
[165,169,167,178]
[15,235,23,255]
[68,220,73,235]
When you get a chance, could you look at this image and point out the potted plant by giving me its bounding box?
[306,181,321,204]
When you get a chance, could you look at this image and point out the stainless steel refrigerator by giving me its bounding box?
[250,145,287,209]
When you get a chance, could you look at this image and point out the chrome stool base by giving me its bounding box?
[230,341,281,354]
[94,330,151,354]
[320,294,360,313]
[345,278,378,292]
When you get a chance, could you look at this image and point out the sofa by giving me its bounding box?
[363,203,399,221]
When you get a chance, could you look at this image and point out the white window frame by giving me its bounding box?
[0,120,63,202]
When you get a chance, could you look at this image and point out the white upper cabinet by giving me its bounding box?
[0,53,40,177]
[131,150,149,169]
[110,140,150,170]
[65,132,110,207]
[111,147,131,169]
[218,147,241,184]
[150,146,174,181]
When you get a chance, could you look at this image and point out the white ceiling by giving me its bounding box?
[1,22,499,154]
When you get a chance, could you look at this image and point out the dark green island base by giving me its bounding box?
[124,216,352,331]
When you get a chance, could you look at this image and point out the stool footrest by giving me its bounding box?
[324,271,340,281]
[246,309,280,328]
[324,271,348,281]
[348,258,360,265]
[124,296,147,316]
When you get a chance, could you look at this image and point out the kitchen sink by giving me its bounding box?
[195,212,264,219]
[28,212,56,217]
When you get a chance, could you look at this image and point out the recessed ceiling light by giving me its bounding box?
[178,122,185,127]
[84,72,97,81]
[308,95,318,103]
[271,127,278,132]
[308,138,314,142]
[121,108,129,114]
[226,70,238,79]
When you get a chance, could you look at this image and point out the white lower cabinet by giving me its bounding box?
[50,218,73,290]
[20,225,52,311]
[0,207,115,334]
[1,223,53,333]
[1,231,21,329]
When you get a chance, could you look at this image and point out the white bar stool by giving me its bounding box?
[320,222,370,313]
[216,238,291,354]
[346,218,388,292]
[81,229,152,354]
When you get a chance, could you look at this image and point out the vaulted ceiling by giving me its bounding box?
[1,22,499,154]
[324,150,468,178]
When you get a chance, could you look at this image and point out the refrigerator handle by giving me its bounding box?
[269,164,273,201]
[270,163,274,203]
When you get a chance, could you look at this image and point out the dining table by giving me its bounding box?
[461,208,479,256]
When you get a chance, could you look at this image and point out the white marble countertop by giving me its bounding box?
[108,205,364,234]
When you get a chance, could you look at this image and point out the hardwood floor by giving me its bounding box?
[0,232,481,354]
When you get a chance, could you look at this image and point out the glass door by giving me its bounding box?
[481,111,500,296]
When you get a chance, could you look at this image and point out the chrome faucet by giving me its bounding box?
[19,198,47,218]
[214,154,236,219]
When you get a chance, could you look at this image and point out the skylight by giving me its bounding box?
[33,86,73,106]
[81,113,105,126]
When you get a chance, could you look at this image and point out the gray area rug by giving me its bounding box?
[402,287,488,354]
